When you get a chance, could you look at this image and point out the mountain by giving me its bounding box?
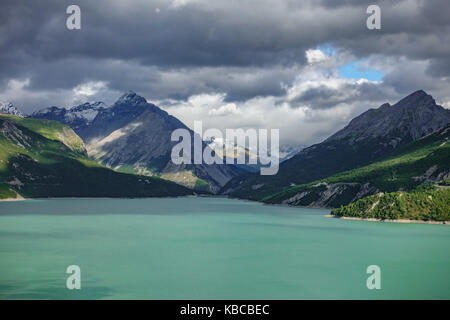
[0,114,193,199]
[31,91,243,193]
[206,136,259,173]
[205,139,304,173]
[263,124,450,207]
[223,90,450,200]
[279,144,306,162]
[324,90,449,145]
[31,101,108,132]
[0,101,24,117]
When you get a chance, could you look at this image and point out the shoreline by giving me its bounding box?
[0,194,199,202]
[0,193,26,202]
[325,214,450,225]
[1,196,448,226]
[0,198,26,202]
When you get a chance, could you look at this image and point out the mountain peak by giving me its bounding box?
[115,91,147,106]
[395,89,435,108]
[326,90,450,143]
[124,90,136,96]
[411,89,427,96]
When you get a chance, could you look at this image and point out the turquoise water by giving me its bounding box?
[0,197,449,299]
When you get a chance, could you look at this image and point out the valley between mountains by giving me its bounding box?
[1,90,449,221]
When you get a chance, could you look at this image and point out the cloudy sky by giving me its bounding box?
[1,0,450,145]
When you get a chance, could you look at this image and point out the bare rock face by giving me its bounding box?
[279,182,379,208]
[31,91,243,193]
[0,120,31,148]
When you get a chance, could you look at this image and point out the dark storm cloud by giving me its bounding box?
[291,86,343,109]
[287,79,395,110]
[0,0,309,68]
[0,0,449,113]
[4,0,446,70]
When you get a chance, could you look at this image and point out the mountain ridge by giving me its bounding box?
[326,90,449,144]
[222,90,450,200]
[262,123,450,207]
[31,91,244,193]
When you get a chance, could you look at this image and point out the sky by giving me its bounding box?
[1,0,450,145]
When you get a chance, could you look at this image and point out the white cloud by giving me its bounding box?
[305,49,329,64]
[73,81,108,98]
[169,0,199,9]
[208,103,239,116]
[443,101,450,109]
[187,93,226,108]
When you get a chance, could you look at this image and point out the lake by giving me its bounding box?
[0,197,449,299]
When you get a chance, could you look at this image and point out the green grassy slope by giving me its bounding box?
[0,114,86,154]
[0,115,193,199]
[331,185,450,222]
[263,125,450,207]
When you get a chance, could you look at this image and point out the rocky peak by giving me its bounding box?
[114,91,148,107]
[326,90,450,143]
[0,101,25,117]
[395,90,435,108]
[32,106,64,116]
[72,101,108,111]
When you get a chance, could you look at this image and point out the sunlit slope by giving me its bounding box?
[263,125,450,208]
[0,113,86,154]
[0,115,193,199]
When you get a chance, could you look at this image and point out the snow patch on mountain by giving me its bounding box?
[31,101,109,128]
[65,102,109,123]
[0,101,25,117]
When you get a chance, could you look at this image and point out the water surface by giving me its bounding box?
[0,197,449,299]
